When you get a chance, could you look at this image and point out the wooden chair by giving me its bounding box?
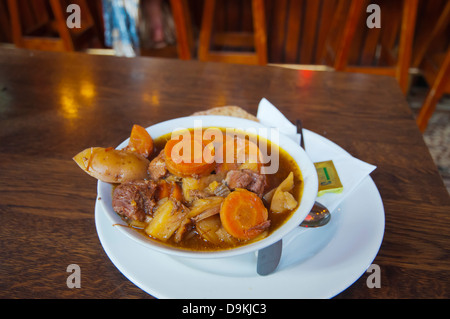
[198,0,267,65]
[413,1,450,132]
[412,0,450,69]
[326,0,418,95]
[416,48,450,132]
[8,0,98,52]
[170,0,267,65]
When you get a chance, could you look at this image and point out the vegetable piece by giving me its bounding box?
[73,147,150,183]
[181,177,204,202]
[156,180,183,201]
[191,205,220,222]
[270,172,298,213]
[238,162,260,172]
[156,180,171,199]
[173,196,223,243]
[204,181,231,197]
[129,219,147,228]
[124,124,154,158]
[215,136,263,172]
[187,196,224,219]
[164,131,215,177]
[181,174,223,202]
[205,181,220,193]
[262,188,276,204]
[196,215,238,245]
[196,215,222,244]
[283,192,298,209]
[220,189,270,240]
[173,215,192,243]
[215,226,238,245]
[215,162,239,176]
[144,198,189,241]
[171,182,183,201]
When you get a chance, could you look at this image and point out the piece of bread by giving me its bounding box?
[191,106,259,122]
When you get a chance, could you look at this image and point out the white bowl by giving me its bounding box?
[98,116,318,259]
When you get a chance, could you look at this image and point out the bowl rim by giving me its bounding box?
[98,115,318,259]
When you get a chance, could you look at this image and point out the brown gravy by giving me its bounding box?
[123,127,303,251]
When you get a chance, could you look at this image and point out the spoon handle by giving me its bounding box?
[296,119,305,150]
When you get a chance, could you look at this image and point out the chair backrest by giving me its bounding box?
[8,0,96,51]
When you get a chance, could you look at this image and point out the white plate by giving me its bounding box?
[95,130,385,299]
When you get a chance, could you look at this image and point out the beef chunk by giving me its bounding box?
[225,170,253,189]
[224,169,266,197]
[112,179,157,221]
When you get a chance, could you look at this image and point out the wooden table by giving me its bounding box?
[1,47,449,299]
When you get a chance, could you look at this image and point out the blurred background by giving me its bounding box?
[0,0,448,192]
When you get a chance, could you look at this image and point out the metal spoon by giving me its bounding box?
[300,201,331,227]
[296,119,331,228]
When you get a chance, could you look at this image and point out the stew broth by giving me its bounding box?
[123,127,303,251]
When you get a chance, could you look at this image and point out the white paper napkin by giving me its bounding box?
[257,98,301,145]
[256,98,377,214]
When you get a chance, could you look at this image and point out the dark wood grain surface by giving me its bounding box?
[0,47,449,299]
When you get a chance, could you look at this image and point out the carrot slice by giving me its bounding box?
[164,131,215,177]
[156,180,171,200]
[171,182,183,201]
[156,180,183,201]
[125,124,154,158]
[220,189,270,240]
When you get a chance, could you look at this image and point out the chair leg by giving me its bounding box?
[252,0,267,65]
[416,49,450,133]
[198,0,215,61]
[49,0,74,51]
[169,0,193,60]
[396,0,418,95]
[7,0,23,47]
[333,0,365,71]
[412,0,450,68]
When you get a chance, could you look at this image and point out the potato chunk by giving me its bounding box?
[73,147,150,183]
[181,177,204,202]
[196,215,222,244]
[270,172,298,213]
[196,215,237,245]
[145,199,189,241]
